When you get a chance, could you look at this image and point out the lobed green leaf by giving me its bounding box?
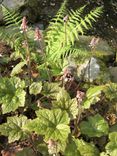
[80,114,109,137]
[0,115,29,143]
[25,109,70,142]
[0,77,26,114]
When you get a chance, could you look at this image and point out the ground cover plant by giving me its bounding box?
[0,0,117,156]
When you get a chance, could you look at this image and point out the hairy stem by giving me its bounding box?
[23,32,31,85]
[38,40,51,82]
[73,102,83,137]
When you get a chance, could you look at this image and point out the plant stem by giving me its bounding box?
[23,32,31,85]
[64,22,67,46]
[38,40,51,82]
[73,102,83,137]
[88,58,91,84]
[29,134,38,156]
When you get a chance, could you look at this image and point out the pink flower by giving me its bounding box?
[34,27,42,41]
[76,90,85,104]
[20,16,28,32]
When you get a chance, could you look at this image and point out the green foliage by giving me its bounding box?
[52,88,78,119]
[0,0,115,155]
[105,132,117,156]
[0,115,29,143]
[42,82,60,98]
[16,148,37,156]
[29,82,42,95]
[104,83,117,101]
[109,124,117,133]
[45,3,103,62]
[80,114,109,137]
[64,137,99,156]
[82,85,103,109]
[0,77,26,114]
[11,61,26,76]
[0,5,24,57]
[76,139,99,156]
[2,5,21,27]
[100,152,109,156]
[64,137,81,156]
[25,109,70,142]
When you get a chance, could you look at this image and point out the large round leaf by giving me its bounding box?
[0,77,26,114]
[80,114,109,137]
[25,109,70,142]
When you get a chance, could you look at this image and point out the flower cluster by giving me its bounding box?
[76,90,85,104]
[20,16,28,33]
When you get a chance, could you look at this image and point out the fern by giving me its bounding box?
[2,5,22,28]
[0,5,24,59]
[45,0,68,51]
[45,3,103,62]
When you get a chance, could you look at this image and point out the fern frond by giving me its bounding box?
[69,48,90,57]
[67,6,103,44]
[2,5,22,28]
[0,5,25,59]
[45,4,103,62]
[45,0,68,51]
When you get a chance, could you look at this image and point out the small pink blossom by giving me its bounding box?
[76,90,85,104]
[20,16,28,32]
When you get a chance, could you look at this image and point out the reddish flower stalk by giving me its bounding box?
[34,27,44,54]
[34,27,51,82]
[21,16,31,84]
[73,90,85,135]
[20,16,28,32]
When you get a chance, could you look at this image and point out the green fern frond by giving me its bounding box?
[67,6,103,44]
[0,5,25,59]
[45,3,103,62]
[2,5,22,28]
[45,0,68,50]
[69,48,90,58]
